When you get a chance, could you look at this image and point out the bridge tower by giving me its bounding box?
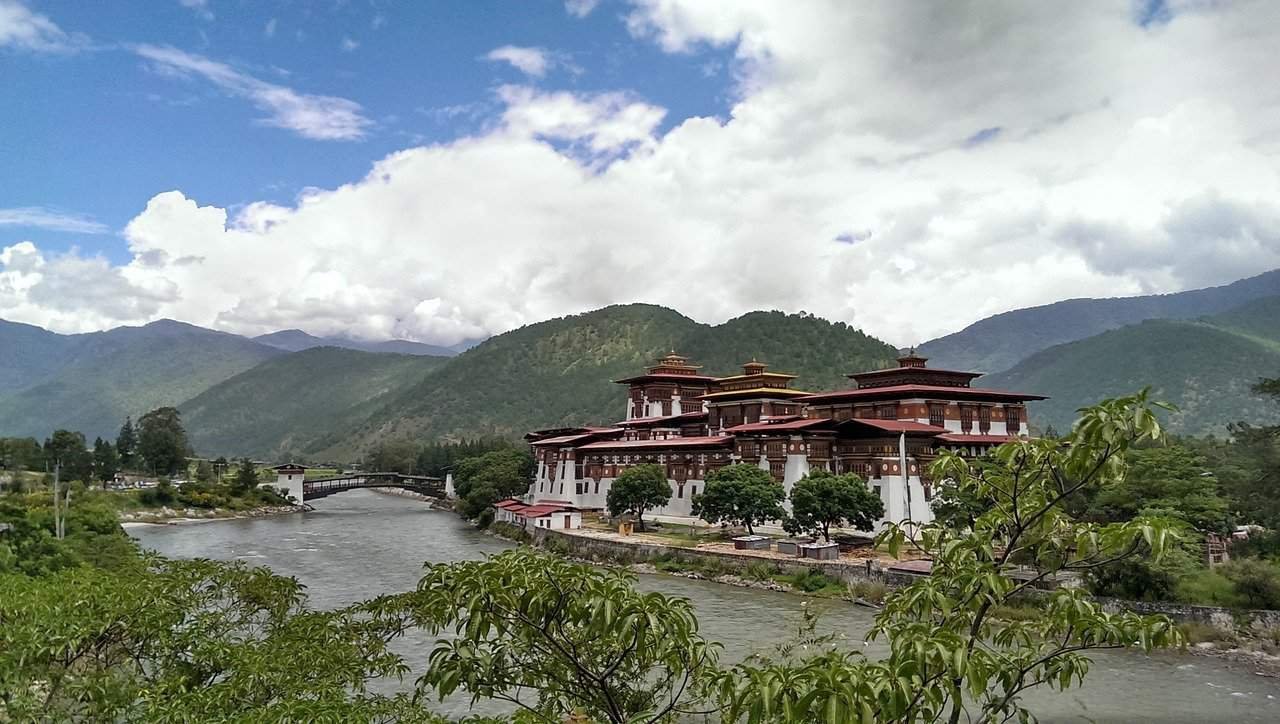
[266,463,307,503]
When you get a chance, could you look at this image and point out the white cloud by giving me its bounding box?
[7,1,1280,349]
[565,0,600,19]
[178,0,213,21]
[340,36,359,52]
[0,0,81,52]
[264,18,277,39]
[134,44,372,141]
[0,207,108,234]
[485,45,552,77]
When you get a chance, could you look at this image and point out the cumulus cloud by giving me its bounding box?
[134,44,372,140]
[6,1,1280,348]
[565,0,600,19]
[0,0,81,52]
[485,45,553,77]
[0,207,108,234]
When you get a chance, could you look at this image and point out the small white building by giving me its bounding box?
[494,498,581,530]
[266,463,307,503]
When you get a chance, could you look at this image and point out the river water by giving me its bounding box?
[130,490,1280,722]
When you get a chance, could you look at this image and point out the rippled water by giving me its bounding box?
[131,490,1280,722]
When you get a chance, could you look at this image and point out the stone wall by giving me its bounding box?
[526,527,921,587]
[523,526,1280,630]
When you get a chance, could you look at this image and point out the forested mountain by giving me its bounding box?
[0,320,282,441]
[180,347,449,458]
[310,305,899,458]
[919,268,1280,374]
[254,329,456,357]
[984,296,1280,436]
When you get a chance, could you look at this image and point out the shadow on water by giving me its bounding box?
[132,490,1280,723]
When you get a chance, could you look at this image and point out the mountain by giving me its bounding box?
[180,347,449,458]
[309,305,899,458]
[918,269,1280,374]
[0,319,283,441]
[983,296,1280,436]
[254,329,455,357]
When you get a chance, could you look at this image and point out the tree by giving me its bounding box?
[136,407,189,476]
[452,448,535,520]
[787,470,883,541]
[1079,444,1232,534]
[43,430,92,484]
[0,558,440,722]
[195,459,215,484]
[214,455,229,481]
[1220,558,1280,609]
[116,416,137,468]
[408,549,719,723]
[692,463,785,534]
[606,463,671,531]
[91,437,119,485]
[232,458,260,494]
[717,390,1184,723]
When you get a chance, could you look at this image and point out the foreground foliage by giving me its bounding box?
[405,550,720,723]
[716,391,1184,723]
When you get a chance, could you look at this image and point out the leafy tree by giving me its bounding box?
[692,463,784,534]
[136,407,189,476]
[0,437,43,471]
[43,429,93,484]
[91,437,119,484]
[367,438,421,473]
[717,391,1185,723]
[116,416,137,468]
[231,458,260,494]
[0,558,440,722]
[450,448,535,520]
[195,459,215,484]
[788,470,884,541]
[1079,444,1232,534]
[1219,558,1280,609]
[408,549,720,723]
[606,463,671,531]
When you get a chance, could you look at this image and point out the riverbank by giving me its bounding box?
[120,503,307,525]
[488,519,1280,676]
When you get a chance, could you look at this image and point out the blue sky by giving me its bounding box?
[2,0,735,264]
[2,1,1278,346]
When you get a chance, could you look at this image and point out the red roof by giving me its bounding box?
[725,418,834,433]
[936,433,1016,444]
[799,384,1047,403]
[612,372,718,384]
[850,367,981,380]
[522,505,578,517]
[578,435,734,451]
[616,411,708,427]
[530,429,622,447]
[842,419,948,434]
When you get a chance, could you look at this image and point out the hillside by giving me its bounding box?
[984,296,1280,436]
[311,305,899,458]
[180,347,449,458]
[919,268,1280,373]
[0,320,282,441]
[255,329,455,357]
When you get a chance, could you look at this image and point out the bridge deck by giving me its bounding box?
[302,472,445,501]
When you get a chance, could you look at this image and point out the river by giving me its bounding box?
[130,490,1280,722]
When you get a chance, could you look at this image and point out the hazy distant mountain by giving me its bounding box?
[984,295,1280,436]
[180,347,449,458]
[919,269,1280,374]
[309,304,899,458]
[254,329,456,357]
[0,319,282,441]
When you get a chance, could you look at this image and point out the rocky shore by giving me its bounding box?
[119,504,307,525]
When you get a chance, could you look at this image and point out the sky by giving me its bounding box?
[2,0,1279,348]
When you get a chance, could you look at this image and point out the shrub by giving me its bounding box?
[1174,568,1242,607]
[848,579,889,604]
[744,561,779,583]
[784,568,842,594]
[1220,559,1280,609]
[1177,621,1232,645]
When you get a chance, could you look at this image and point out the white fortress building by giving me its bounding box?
[523,351,1044,528]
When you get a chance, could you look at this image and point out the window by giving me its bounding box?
[769,460,785,481]
[978,406,991,433]
[677,484,684,499]
[928,403,945,427]
[1005,406,1022,430]
[575,482,583,495]
[593,479,600,495]
[766,441,785,457]
[690,485,697,498]
[960,405,974,432]
[877,404,898,420]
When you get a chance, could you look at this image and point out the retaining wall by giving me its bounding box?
[523,526,1280,630]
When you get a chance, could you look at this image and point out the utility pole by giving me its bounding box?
[52,459,67,540]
